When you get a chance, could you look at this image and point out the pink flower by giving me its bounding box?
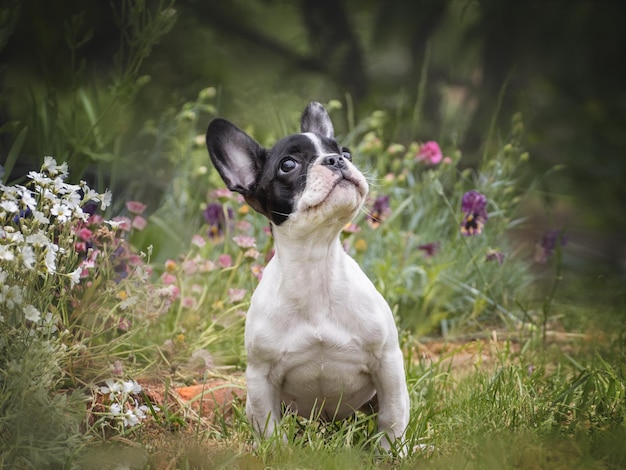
[233,235,256,249]
[210,188,233,200]
[218,254,232,269]
[76,227,93,241]
[244,248,260,260]
[87,214,104,225]
[181,297,195,308]
[161,272,177,285]
[251,264,264,281]
[191,235,206,247]
[127,254,142,265]
[342,223,361,234]
[416,141,443,165]
[125,201,147,215]
[182,259,198,275]
[228,288,247,303]
[118,317,132,332]
[131,215,147,231]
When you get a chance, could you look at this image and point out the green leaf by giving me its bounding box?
[2,126,28,184]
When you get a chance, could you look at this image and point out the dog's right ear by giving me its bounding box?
[206,118,266,198]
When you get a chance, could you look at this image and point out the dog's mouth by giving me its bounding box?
[333,174,363,193]
[303,174,365,212]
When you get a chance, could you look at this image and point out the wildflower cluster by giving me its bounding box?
[0,157,111,326]
[96,378,157,429]
[329,107,548,332]
[152,188,270,364]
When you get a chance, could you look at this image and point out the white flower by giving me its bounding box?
[24,304,41,322]
[17,185,37,210]
[5,230,24,244]
[42,156,68,176]
[44,248,57,273]
[2,285,24,309]
[0,245,14,261]
[42,312,57,333]
[26,231,49,247]
[27,171,51,186]
[82,187,100,203]
[105,219,123,229]
[68,267,82,287]
[119,295,138,310]
[42,188,56,202]
[100,379,122,400]
[100,189,112,210]
[122,380,142,395]
[123,409,140,427]
[32,210,50,224]
[50,203,71,222]
[65,189,82,208]
[21,245,35,269]
[0,200,18,213]
[109,403,122,415]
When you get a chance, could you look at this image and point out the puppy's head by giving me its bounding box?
[206,102,368,233]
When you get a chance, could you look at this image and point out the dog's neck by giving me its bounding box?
[272,222,344,267]
[269,223,348,310]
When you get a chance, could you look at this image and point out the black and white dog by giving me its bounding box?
[206,102,410,452]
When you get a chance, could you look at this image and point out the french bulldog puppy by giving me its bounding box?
[206,102,410,452]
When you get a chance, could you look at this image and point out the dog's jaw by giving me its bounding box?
[288,164,366,235]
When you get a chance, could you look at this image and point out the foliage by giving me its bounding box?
[333,106,535,335]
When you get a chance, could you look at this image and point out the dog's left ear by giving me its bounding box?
[301,102,334,139]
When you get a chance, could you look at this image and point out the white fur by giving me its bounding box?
[245,147,410,452]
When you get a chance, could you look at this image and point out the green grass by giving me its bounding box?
[68,322,625,469]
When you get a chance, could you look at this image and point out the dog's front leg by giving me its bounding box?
[245,361,284,443]
[372,347,411,454]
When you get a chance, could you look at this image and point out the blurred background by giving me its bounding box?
[1,0,625,282]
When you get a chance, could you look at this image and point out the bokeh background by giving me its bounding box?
[2,0,625,281]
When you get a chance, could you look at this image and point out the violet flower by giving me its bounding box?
[203,203,233,238]
[460,190,488,236]
[417,242,439,258]
[536,229,567,263]
[368,195,391,227]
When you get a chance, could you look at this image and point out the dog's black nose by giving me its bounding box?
[322,155,347,170]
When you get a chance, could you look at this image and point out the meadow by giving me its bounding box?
[2,96,624,468]
[1,2,625,468]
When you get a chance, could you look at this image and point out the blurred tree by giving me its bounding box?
[1,0,625,267]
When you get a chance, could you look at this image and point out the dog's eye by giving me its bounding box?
[279,157,297,173]
[341,148,352,161]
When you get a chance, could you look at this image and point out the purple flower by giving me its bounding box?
[460,190,488,236]
[535,229,567,263]
[203,203,233,238]
[417,242,439,258]
[485,250,504,264]
[367,195,391,227]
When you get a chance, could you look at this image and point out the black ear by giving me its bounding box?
[206,118,265,196]
[300,102,334,138]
